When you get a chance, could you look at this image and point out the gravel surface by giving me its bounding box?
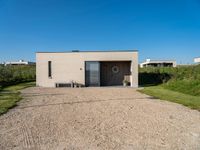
[0,87,200,150]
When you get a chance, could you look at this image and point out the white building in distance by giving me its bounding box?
[140,59,177,68]
[194,57,200,63]
[4,60,35,66]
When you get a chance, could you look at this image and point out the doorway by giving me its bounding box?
[100,61,131,86]
[85,61,131,87]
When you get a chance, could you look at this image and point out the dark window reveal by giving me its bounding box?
[48,61,52,78]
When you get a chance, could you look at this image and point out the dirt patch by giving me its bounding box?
[0,87,200,149]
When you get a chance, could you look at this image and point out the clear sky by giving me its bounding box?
[0,0,200,64]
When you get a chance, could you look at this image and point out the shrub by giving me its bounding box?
[0,65,36,88]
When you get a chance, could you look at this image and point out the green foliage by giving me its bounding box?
[0,93,21,114]
[163,80,200,96]
[0,82,35,115]
[139,86,200,110]
[139,72,171,86]
[139,65,200,96]
[0,65,36,88]
[0,65,36,115]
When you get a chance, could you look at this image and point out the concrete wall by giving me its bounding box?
[36,51,138,87]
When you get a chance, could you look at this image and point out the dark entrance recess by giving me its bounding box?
[85,61,131,87]
[100,61,131,86]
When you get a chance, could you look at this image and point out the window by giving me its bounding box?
[48,61,52,78]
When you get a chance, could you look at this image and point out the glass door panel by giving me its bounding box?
[85,61,100,86]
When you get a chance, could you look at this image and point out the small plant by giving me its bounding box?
[123,80,129,86]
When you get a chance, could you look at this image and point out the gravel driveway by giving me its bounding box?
[0,87,200,150]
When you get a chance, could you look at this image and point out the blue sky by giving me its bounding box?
[0,0,200,64]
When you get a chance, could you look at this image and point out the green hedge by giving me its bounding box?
[139,67,174,86]
[0,65,36,88]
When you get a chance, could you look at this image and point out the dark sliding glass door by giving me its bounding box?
[85,61,100,86]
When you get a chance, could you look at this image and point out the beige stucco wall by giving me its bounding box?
[36,51,138,87]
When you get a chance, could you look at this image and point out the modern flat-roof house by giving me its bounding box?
[194,57,200,63]
[140,59,176,68]
[36,50,138,87]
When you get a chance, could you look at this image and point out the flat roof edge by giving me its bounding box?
[36,50,138,53]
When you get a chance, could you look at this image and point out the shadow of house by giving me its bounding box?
[139,72,172,86]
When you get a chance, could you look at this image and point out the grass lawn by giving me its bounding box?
[139,86,200,111]
[0,82,35,115]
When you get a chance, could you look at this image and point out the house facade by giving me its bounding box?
[36,50,138,87]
